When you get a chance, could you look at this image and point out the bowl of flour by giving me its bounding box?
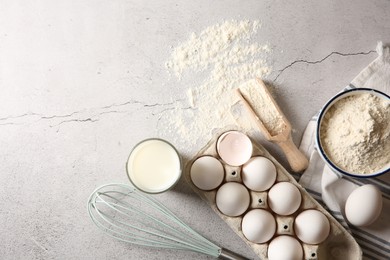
[316,88,390,178]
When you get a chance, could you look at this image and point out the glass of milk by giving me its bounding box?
[126,138,182,193]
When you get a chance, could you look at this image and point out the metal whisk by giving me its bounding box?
[87,183,249,260]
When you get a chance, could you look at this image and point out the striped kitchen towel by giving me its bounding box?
[298,42,390,260]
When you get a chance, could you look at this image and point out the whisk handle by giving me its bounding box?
[219,248,251,260]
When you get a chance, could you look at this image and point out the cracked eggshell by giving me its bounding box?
[216,131,252,166]
[190,156,224,190]
[216,182,250,217]
[242,156,277,191]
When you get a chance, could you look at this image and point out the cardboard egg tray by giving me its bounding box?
[184,128,362,260]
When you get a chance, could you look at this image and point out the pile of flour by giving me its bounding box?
[164,20,272,147]
[320,93,390,174]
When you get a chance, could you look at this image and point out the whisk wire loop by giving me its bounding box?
[87,183,222,257]
[95,192,214,254]
[90,201,176,249]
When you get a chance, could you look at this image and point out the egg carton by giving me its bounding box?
[184,127,362,260]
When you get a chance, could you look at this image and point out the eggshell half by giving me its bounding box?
[216,131,252,166]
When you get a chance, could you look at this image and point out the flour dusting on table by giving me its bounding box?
[163,20,272,148]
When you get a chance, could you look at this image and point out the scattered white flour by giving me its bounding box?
[164,20,272,147]
[238,79,286,136]
[320,93,390,174]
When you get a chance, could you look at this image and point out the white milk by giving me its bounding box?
[127,139,181,193]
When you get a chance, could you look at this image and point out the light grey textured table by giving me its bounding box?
[1,1,389,259]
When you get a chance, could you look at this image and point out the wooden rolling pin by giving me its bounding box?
[236,78,309,172]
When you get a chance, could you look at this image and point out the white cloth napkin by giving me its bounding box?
[298,42,390,260]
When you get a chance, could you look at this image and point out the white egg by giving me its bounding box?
[242,156,277,191]
[216,131,253,166]
[216,182,250,217]
[345,184,383,227]
[294,209,330,244]
[268,235,303,260]
[241,209,276,243]
[190,156,224,190]
[268,182,301,215]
